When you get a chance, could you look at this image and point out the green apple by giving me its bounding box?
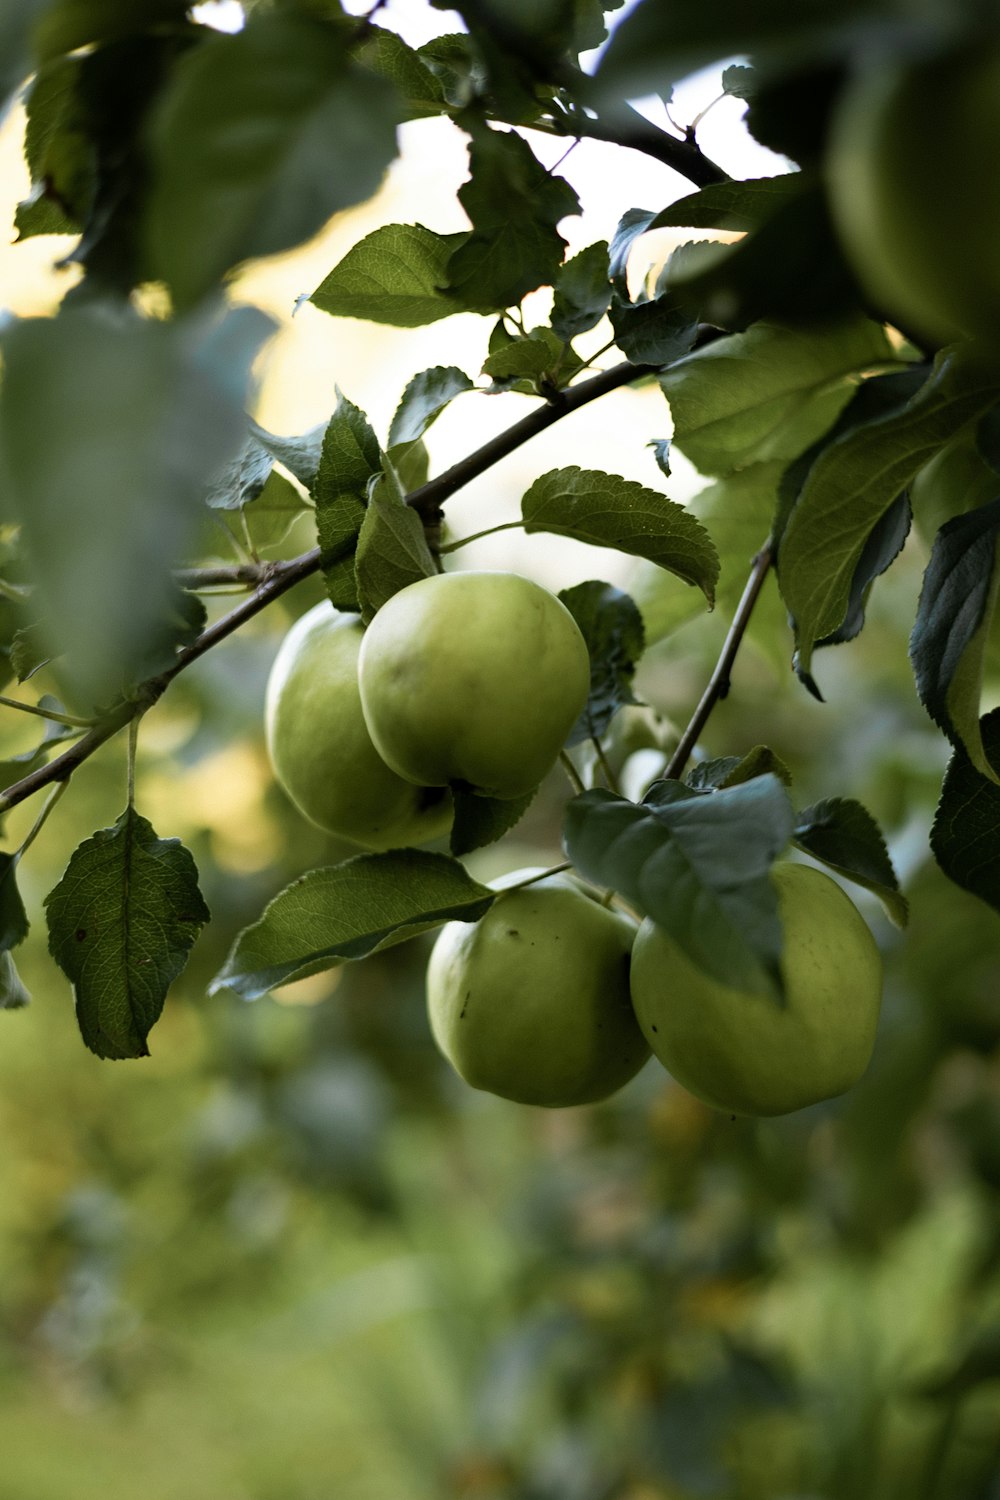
[265,602,452,850]
[827,44,1000,345]
[629,862,882,1117]
[426,869,649,1107]
[357,570,592,800]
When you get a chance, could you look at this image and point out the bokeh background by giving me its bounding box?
[0,4,998,1496]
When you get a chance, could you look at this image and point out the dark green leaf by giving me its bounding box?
[45,808,210,1059]
[563,778,795,995]
[243,471,310,554]
[248,416,326,491]
[357,24,449,119]
[910,497,1000,784]
[15,55,92,239]
[687,746,793,792]
[444,123,580,314]
[0,952,30,1010]
[722,63,756,101]
[10,623,52,682]
[312,224,467,327]
[354,468,436,624]
[914,1327,1000,1399]
[482,331,562,383]
[449,785,537,857]
[0,854,29,952]
[522,466,718,602]
[654,174,801,233]
[0,304,268,705]
[815,492,911,652]
[313,394,382,611]
[780,344,1000,677]
[660,319,893,478]
[388,365,474,448]
[144,14,401,308]
[558,581,645,747]
[205,434,274,511]
[551,241,612,341]
[608,207,659,290]
[33,0,188,62]
[609,292,698,366]
[794,798,907,926]
[211,850,495,1000]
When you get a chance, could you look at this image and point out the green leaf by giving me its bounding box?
[388,365,474,448]
[211,850,495,1000]
[551,241,612,341]
[45,808,210,1059]
[687,745,793,792]
[660,319,894,478]
[449,785,537,857]
[33,0,188,62]
[356,24,449,119]
[313,394,383,611]
[0,854,29,952]
[558,581,645,747]
[793,799,907,927]
[206,434,274,511]
[15,55,92,239]
[0,951,30,1010]
[444,123,580,314]
[931,710,1000,914]
[311,224,467,327]
[248,416,325,491]
[354,468,436,624]
[0,304,269,705]
[721,63,756,101]
[10,622,52,682]
[144,13,401,308]
[780,344,1000,676]
[815,493,911,652]
[0,708,80,796]
[522,466,719,603]
[654,174,800,233]
[244,470,310,553]
[563,777,795,995]
[609,292,698,366]
[481,331,562,383]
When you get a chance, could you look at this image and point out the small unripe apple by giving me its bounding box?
[265,602,451,850]
[357,570,591,800]
[629,862,882,1116]
[426,870,649,1107]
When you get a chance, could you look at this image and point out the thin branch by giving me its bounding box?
[550,103,729,188]
[560,749,586,795]
[175,563,269,589]
[663,540,774,782]
[0,694,93,728]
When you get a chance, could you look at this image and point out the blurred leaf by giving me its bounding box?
[522,467,718,601]
[0,0,45,110]
[794,798,908,926]
[781,344,1000,676]
[0,854,29,951]
[687,745,793,791]
[0,304,268,705]
[648,438,672,477]
[0,950,30,1009]
[355,468,436,624]
[551,241,612,340]
[206,433,274,511]
[558,581,645,747]
[721,63,756,100]
[388,366,474,447]
[931,709,1000,914]
[0,706,80,794]
[145,13,401,308]
[661,318,893,478]
[449,786,536,857]
[312,224,468,327]
[910,497,1000,784]
[45,808,210,1059]
[563,777,795,994]
[248,416,326,491]
[10,623,52,682]
[314,394,382,611]
[444,123,580,314]
[211,851,495,1001]
[915,1325,1000,1398]
[33,0,188,62]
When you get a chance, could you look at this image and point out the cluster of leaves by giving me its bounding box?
[0,0,999,1059]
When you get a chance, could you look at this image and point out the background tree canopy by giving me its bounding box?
[0,0,999,1495]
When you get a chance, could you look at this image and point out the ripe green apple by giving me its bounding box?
[357,570,591,800]
[426,869,649,1107]
[265,602,452,850]
[629,862,882,1116]
[827,45,1000,345]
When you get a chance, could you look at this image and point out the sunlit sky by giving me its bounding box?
[0,1,786,590]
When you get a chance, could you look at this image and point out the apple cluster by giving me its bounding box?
[265,569,883,1119]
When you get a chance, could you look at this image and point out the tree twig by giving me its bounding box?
[663,540,774,782]
[550,102,729,187]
